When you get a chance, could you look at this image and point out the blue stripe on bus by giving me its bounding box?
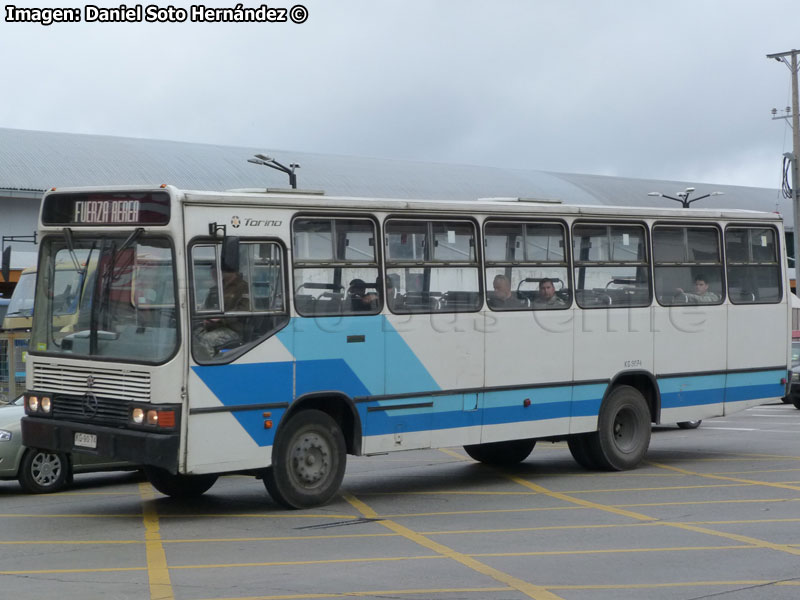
[570,383,607,417]
[658,370,784,409]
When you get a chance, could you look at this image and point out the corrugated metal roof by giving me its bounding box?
[0,126,790,222]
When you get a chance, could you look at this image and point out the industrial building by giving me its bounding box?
[0,126,792,297]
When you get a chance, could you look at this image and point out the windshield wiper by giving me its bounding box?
[62,228,86,274]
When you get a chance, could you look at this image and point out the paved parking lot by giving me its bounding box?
[2,402,800,600]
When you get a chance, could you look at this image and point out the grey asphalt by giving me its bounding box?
[1,402,799,600]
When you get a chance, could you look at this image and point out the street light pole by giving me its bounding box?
[648,188,724,208]
[767,49,800,285]
[247,154,300,189]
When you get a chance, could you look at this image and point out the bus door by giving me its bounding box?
[186,239,293,473]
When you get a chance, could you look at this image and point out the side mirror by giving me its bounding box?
[221,236,240,272]
[1,246,10,283]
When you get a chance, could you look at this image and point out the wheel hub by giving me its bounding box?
[613,410,637,450]
[291,434,330,486]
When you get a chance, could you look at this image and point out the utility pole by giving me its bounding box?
[767,49,800,289]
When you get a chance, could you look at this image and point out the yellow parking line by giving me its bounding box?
[471,544,752,557]
[549,579,800,590]
[0,566,145,575]
[344,493,566,600]
[615,498,800,507]
[185,586,513,600]
[507,476,800,557]
[139,482,174,600]
[648,460,800,492]
[168,556,443,569]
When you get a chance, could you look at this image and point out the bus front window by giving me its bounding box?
[31,235,179,363]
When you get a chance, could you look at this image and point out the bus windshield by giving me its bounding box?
[30,234,178,363]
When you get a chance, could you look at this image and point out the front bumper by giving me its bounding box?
[21,416,179,471]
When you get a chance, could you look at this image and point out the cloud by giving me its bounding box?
[1,0,798,189]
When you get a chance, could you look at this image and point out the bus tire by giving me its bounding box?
[18,448,69,493]
[589,385,651,471]
[264,409,347,509]
[463,439,536,465]
[567,434,601,470]
[144,466,218,498]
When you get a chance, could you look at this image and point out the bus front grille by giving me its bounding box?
[31,362,151,402]
[51,394,132,425]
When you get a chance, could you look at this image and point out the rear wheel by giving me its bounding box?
[589,385,651,471]
[145,466,218,498]
[463,439,536,465]
[18,448,69,493]
[264,410,347,509]
[793,398,800,410]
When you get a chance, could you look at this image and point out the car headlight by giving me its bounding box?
[0,429,11,442]
[793,372,799,382]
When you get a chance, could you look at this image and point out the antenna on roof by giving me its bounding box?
[247,154,300,189]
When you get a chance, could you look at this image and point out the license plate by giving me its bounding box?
[74,432,97,449]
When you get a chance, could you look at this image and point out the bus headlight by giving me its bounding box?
[130,406,177,430]
[25,395,52,414]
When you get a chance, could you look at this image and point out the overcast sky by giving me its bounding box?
[1,0,799,190]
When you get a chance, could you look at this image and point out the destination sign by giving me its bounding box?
[74,199,140,224]
[42,191,170,226]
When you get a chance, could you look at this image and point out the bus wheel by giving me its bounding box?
[567,434,600,470]
[264,409,347,509]
[144,466,218,498]
[18,448,69,493]
[590,385,651,471]
[463,439,536,465]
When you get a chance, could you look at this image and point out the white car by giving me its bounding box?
[0,396,132,493]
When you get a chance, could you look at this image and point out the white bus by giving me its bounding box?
[21,186,791,507]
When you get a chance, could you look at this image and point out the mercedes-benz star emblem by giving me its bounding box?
[82,392,98,419]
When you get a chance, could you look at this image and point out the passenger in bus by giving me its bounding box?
[488,274,524,309]
[533,278,566,308]
[676,274,720,304]
[194,267,251,359]
[347,278,379,311]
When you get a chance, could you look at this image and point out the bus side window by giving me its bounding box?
[385,219,481,314]
[726,227,781,304]
[292,217,381,317]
